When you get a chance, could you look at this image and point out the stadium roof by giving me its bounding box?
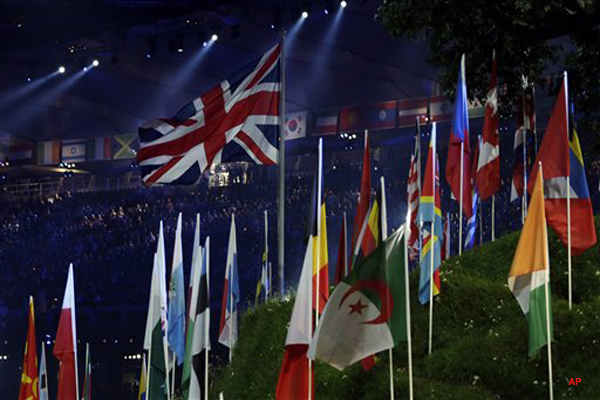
[0,0,437,143]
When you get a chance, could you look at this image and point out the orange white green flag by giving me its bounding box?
[508,165,553,357]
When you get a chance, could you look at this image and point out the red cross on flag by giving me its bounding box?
[137,44,281,186]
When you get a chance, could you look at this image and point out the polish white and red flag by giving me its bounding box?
[53,263,79,400]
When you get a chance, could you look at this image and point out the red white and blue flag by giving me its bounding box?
[528,74,597,255]
[445,55,472,219]
[407,118,421,264]
[137,45,281,186]
[314,109,338,136]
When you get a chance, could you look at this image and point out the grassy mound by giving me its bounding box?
[211,220,600,399]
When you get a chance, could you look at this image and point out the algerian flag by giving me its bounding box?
[508,167,553,357]
[308,226,408,370]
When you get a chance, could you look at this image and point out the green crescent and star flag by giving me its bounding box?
[308,226,408,370]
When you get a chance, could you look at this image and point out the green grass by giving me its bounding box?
[211,219,600,399]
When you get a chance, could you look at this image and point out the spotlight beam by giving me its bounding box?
[1,68,90,131]
[151,43,214,115]
[0,71,60,110]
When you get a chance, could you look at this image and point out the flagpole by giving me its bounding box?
[479,198,483,246]
[171,357,176,400]
[265,209,269,301]
[278,29,286,296]
[459,141,464,256]
[491,194,495,242]
[343,212,348,277]
[84,342,89,399]
[522,91,529,219]
[417,119,423,265]
[429,124,437,355]
[315,138,323,328]
[229,217,235,363]
[540,162,554,400]
[380,176,394,400]
[403,221,414,400]
[205,237,211,400]
[561,71,573,311]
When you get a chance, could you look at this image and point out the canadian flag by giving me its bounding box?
[54,264,79,400]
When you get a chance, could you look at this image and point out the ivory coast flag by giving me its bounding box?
[308,226,408,370]
[509,167,553,357]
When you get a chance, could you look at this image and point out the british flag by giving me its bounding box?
[137,44,281,186]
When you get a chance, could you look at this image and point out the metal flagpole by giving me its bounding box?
[146,348,152,396]
[479,199,483,246]
[205,238,211,400]
[278,30,286,296]
[315,138,323,328]
[564,71,572,310]
[171,357,176,400]
[491,195,495,242]
[522,92,529,219]
[343,212,348,277]
[458,142,464,255]
[428,124,437,355]
[380,177,394,400]
[265,210,269,301]
[229,217,234,363]
[417,119,423,264]
[539,163,554,400]
[403,221,414,400]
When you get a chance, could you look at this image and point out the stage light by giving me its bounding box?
[146,53,151,58]
[92,59,99,67]
[301,11,309,18]
[58,66,66,74]
[211,34,218,41]
[27,77,31,82]
[324,9,329,15]
[341,1,347,7]
[177,48,184,53]
[83,66,88,71]
[203,41,208,47]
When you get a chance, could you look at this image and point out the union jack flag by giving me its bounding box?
[137,45,281,186]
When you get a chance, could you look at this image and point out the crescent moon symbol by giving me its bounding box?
[338,279,393,325]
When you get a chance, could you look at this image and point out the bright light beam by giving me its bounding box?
[152,43,214,115]
[0,70,61,110]
[1,68,90,131]
[285,15,307,53]
[306,6,344,82]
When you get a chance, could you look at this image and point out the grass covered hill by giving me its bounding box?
[211,220,600,399]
